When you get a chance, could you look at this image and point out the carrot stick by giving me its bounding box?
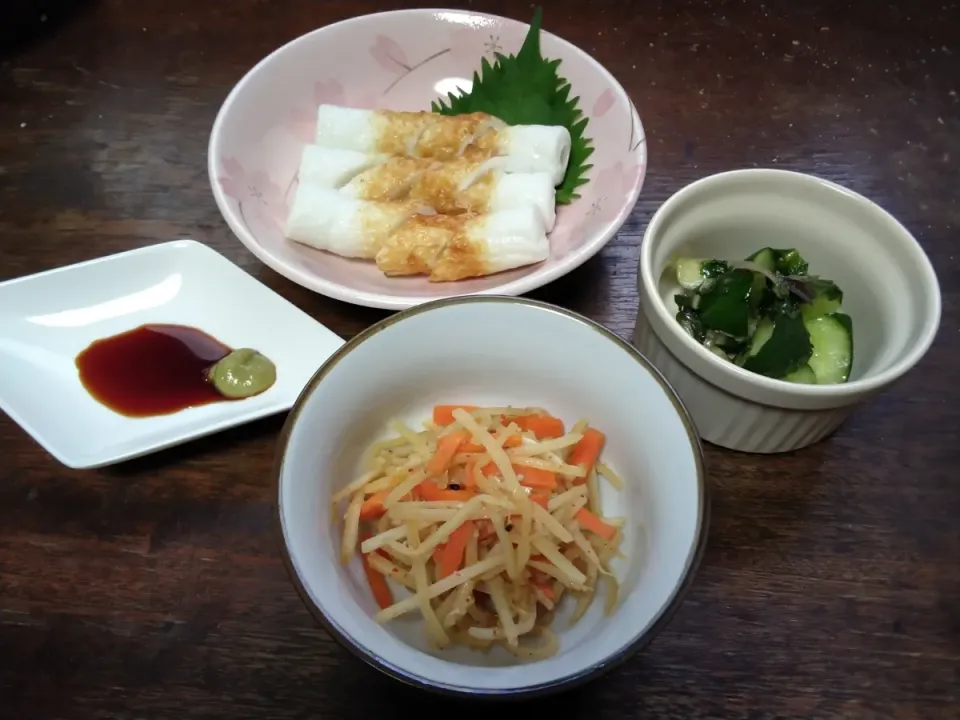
[432,405,477,426]
[359,536,393,610]
[361,557,393,609]
[515,465,558,491]
[415,480,476,503]
[529,493,550,509]
[513,415,565,439]
[461,435,522,453]
[534,582,555,602]
[462,460,478,489]
[484,463,557,491]
[359,490,391,521]
[426,431,470,476]
[476,520,496,540]
[574,507,617,541]
[432,545,446,565]
[569,428,606,483]
[435,520,475,579]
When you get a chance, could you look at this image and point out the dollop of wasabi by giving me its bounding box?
[209,348,276,399]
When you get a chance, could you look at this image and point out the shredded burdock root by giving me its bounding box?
[334,404,625,659]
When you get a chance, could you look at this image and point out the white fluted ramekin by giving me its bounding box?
[633,169,941,454]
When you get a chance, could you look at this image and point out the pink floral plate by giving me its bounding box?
[208,9,647,310]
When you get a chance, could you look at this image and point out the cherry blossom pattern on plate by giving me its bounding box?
[448,26,508,65]
[627,100,646,152]
[287,79,381,144]
[218,157,288,234]
[550,159,643,257]
[370,34,453,95]
[592,88,616,118]
[549,198,594,257]
[591,160,643,223]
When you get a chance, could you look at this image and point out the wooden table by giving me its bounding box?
[1,1,957,717]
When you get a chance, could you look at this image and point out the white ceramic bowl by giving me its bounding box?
[633,169,941,454]
[208,9,647,310]
[275,297,707,697]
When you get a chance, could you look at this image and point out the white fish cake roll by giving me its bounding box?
[340,157,433,202]
[403,161,479,210]
[323,156,554,229]
[314,105,383,154]
[314,105,571,185]
[403,161,556,229]
[409,111,498,161]
[284,183,418,259]
[298,146,390,189]
[476,206,551,275]
[375,206,549,282]
[488,125,572,186]
[487,172,557,231]
[315,104,496,160]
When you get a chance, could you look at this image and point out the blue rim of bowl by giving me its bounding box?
[208,8,648,311]
[272,295,710,699]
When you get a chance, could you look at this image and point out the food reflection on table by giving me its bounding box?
[336,404,624,659]
[75,324,277,417]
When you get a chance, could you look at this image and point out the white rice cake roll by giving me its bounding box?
[298,145,390,189]
[315,104,496,161]
[338,156,557,231]
[284,183,419,259]
[375,206,549,282]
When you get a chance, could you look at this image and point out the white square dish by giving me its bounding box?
[0,240,344,469]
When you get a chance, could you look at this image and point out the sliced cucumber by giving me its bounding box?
[741,312,813,378]
[747,247,777,274]
[747,318,775,357]
[801,294,841,320]
[676,258,707,290]
[701,260,729,278]
[749,270,767,309]
[672,247,853,385]
[781,364,817,384]
[705,330,739,349]
[676,308,705,343]
[697,269,755,338]
[775,248,809,276]
[805,313,853,384]
[808,278,843,303]
[675,257,731,291]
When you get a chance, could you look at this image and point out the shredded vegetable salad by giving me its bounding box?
[334,405,625,659]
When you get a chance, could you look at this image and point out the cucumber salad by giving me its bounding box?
[672,247,853,384]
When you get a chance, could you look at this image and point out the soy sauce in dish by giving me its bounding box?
[75,324,277,418]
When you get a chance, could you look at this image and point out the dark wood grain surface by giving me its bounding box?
[1,0,958,717]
